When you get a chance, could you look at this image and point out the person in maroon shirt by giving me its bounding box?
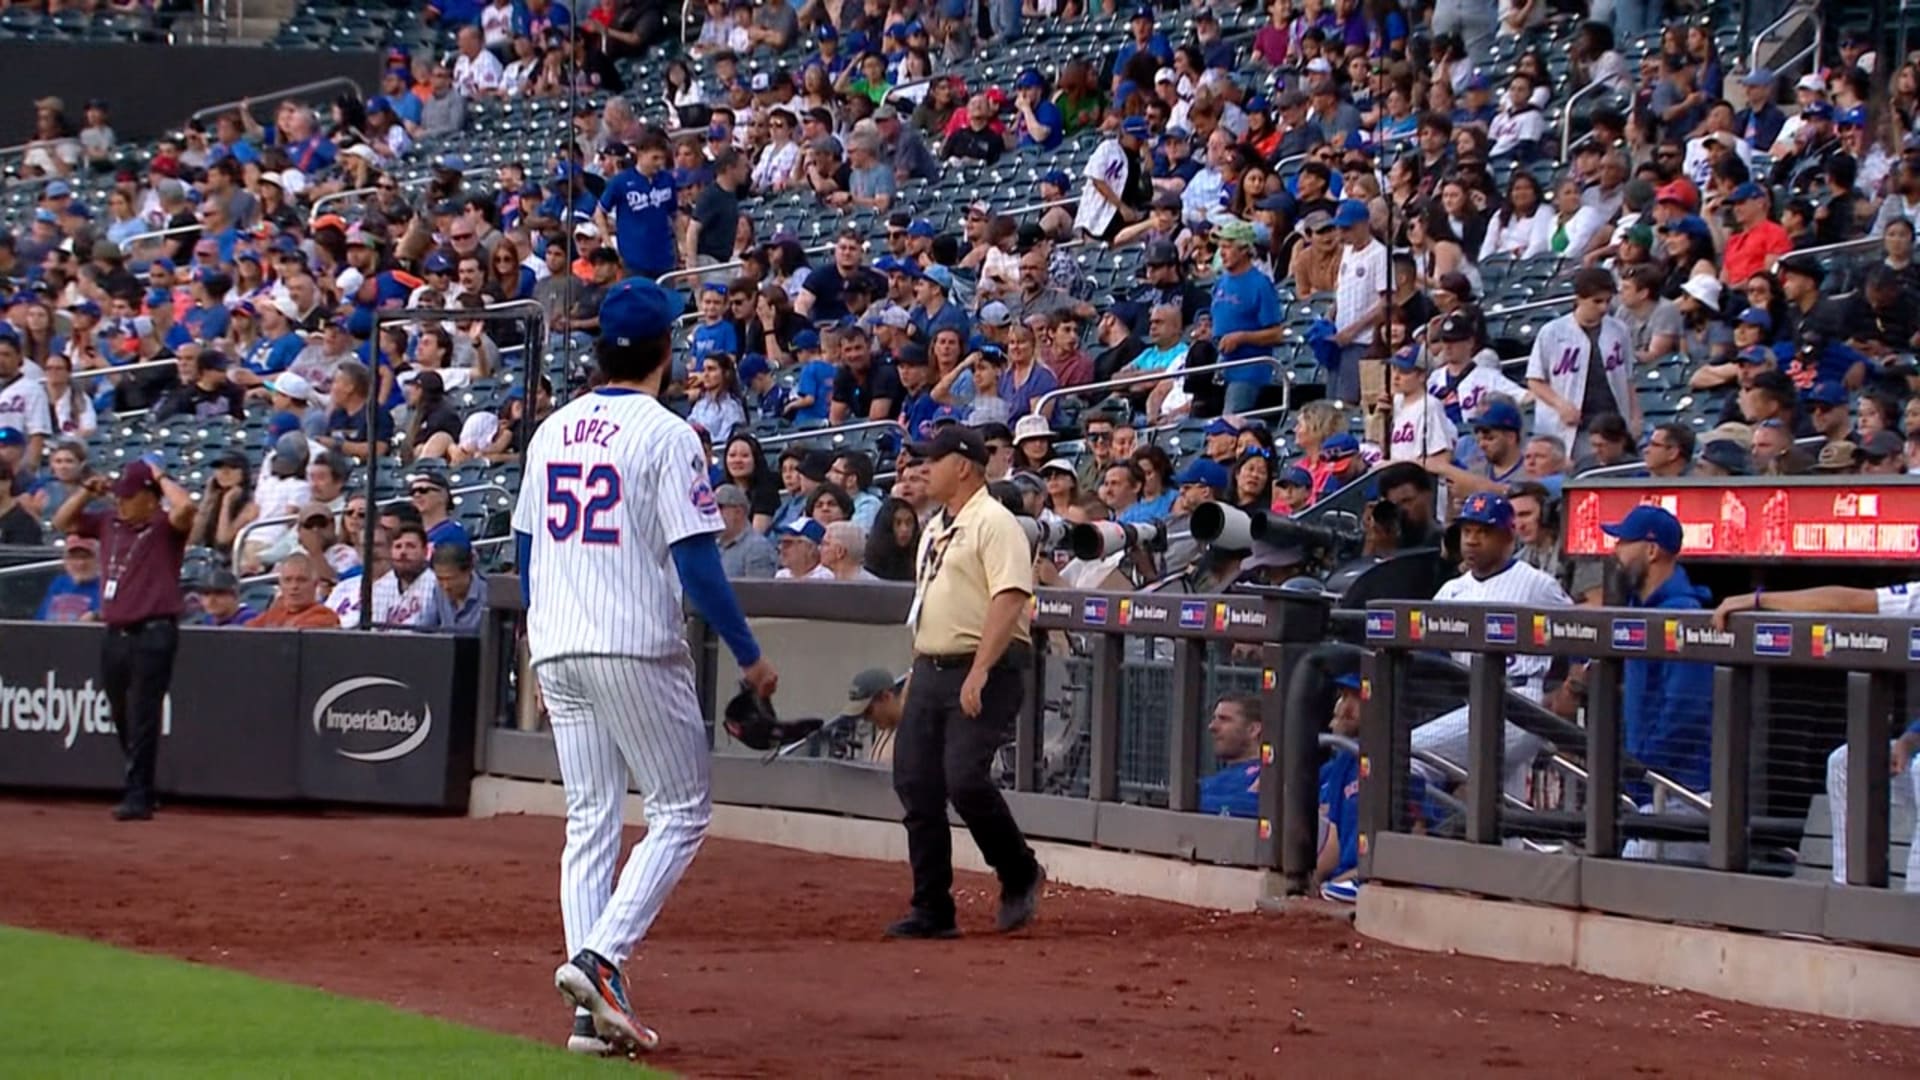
[51,459,194,821]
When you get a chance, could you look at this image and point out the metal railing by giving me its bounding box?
[656,241,836,291]
[1559,78,1613,162]
[72,359,179,382]
[759,419,902,449]
[307,186,380,224]
[1766,234,1882,271]
[0,557,66,579]
[113,223,203,255]
[1032,356,1289,419]
[189,77,365,125]
[1748,1,1819,73]
[1485,293,1575,317]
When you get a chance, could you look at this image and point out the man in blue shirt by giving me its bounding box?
[895,342,943,440]
[418,541,489,635]
[908,264,969,343]
[1208,218,1285,413]
[1316,673,1364,896]
[36,538,101,622]
[231,295,306,394]
[786,331,837,424]
[594,132,678,279]
[1197,695,1262,818]
[1113,8,1172,79]
[1602,506,1714,818]
[1010,69,1064,152]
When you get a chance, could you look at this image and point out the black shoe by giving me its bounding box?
[111,799,152,822]
[885,910,960,939]
[996,865,1046,933]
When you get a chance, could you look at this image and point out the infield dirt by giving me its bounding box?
[0,798,1912,1079]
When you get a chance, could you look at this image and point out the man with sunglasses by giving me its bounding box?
[407,466,470,552]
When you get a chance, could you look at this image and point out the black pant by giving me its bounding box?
[101,618,178,809]
[892,646,1038,922]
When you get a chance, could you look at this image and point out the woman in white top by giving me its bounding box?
[1526,176,1607,260]
[1407,210,1480,296]
[500,35,543,99]
[1481,172,1549,261]
[40,354,97,437]
[1571,22,1631,96]
[752,106,802,194]
[687,353,748,444]
[664,59,706,128]
[1487,74,1547,159]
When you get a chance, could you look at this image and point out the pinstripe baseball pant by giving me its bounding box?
[538,651,712,967]
[1410,704,1546,802]
[1825,744,1920,890]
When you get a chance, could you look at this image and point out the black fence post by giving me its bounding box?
[1844,670,1892,888]
[1465,652,1507,845]
[1585,657,1623,858]
[1358,646,1405,879]
[1165,637,1206,813]
[1708,665,1752,873]
[1014,630,1045,793]
[690,616,717,742]
[1272,640,1314,887]
[1087,631,1122,802]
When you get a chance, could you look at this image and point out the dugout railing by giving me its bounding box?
[1361,600,1920,952]
[476,578,1347,875]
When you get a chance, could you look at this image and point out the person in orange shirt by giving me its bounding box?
[249,553,341,629]
[1722,183,1792,285]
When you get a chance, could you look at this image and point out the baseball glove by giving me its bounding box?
[723,683,823,751]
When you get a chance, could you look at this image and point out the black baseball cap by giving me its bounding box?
[908,425,990,465]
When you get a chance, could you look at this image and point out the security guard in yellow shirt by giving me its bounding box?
[887,425,1046,940]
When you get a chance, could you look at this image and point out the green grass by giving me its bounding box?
[0,927,662,1079]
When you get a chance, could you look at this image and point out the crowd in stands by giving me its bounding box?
[1,2,1918,853]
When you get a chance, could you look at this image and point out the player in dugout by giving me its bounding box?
[1712,581,1920,889]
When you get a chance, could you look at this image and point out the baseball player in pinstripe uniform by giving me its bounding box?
[512,278,779,1056]
[1413,493,1571,799]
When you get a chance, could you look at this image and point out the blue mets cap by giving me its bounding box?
[1601,505,1684,554]
[908,218,938,238]
[738,352,770,381]
[1804,101,1834,121]
[1332,672,1362,691]
[1332,199,1370,228]
[1457,492,1516,531]
[423,252,452,274]
[1387,346,1425,371]
[1173,458,1229,490]
[1322,432,1359,459]
[1278,465,1313,487]
[1042,169,1071,190]
[1807,380,1849,407]
[1736,344,1775,365]
[1838,105,1868,128]
[1728,182,1766,202]
[1121,115,1151,139]
[599,277,686,347]
[1015,69,1045,90]
[1737,308,1773,331]
[1204,417,1239,437]
[1474,399,1523,432]
[779,518,826,544]
[792,328,821,350]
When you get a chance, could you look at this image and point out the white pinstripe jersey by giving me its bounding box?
[512,387,722,665]
[1433,558,1570,701]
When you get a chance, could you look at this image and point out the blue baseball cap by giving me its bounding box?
[1278,465,1313,488]
[1659,214,1711,238]
[1741,67,1776,88]
[908,218,937,238]
[44,180,71,198]
[367,96,393,115]
[0,427,24,447]
[815,22,836,39]
[921,264,954,291]
[1322,433,1360,460]
[1387,346,1425,371]
[1807,381,1849,407]
[792,328,821,351]
[1041,170,1070,191]
[33,208,57,225]
[423,252,452,274]
[266,411,301,439]
[1465,73,1491,91]
[1173,458,1229,490]
[1601,505,1684,554]
[1131,5,1154,20]
[1736,344,1774,365]
[69,299,100,317]
[1204,417,1239,437]
[1332,199,1370,228]
[738,352,770,381]
[872,255,901,275]
[1728,182,1767,203]
[1473,399,1523,432]
[1457,492,1516,531]
[1737,308,1773,331]
[599,278,686,347]
[1838,106,1868,128]
[779,518,825,544]
[434,153,466,171]
[1121,115,1151,139]
[1014,69,1045,90]
[1332,672,1362,692]
[1804,101,1834,121]
[145,286,170,307]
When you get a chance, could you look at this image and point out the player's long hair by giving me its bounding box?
[594,326,674,386]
